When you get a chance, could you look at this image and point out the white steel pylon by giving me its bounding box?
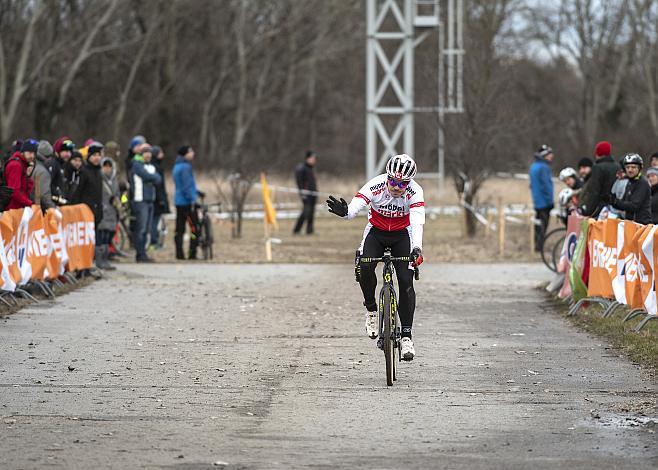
[366,0,464,189]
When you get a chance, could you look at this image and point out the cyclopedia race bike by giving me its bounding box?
[358,249,419,386]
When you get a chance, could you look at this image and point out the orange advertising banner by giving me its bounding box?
[61,204,95,272]
[27,205,48,282]
[0,204,95,291]
[587,218,620,299]
[618,222,645,309]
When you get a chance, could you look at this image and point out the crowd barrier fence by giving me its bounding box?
[0,204,95,302]
[553,214,658,331]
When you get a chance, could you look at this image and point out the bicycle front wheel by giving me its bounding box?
[541,228,566,272]
[202,219,214,260]
[382,286,394,386]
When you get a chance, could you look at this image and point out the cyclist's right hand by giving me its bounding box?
[327,195,348,217]
[411,247,423,267]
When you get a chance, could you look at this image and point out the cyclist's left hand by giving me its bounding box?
[327,195,348,217]
[411,247,423,267]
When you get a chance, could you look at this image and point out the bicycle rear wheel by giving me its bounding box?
[382,286,394,386]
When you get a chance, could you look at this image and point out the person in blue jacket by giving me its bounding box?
[172,145,204,260]
[529,144,554,252]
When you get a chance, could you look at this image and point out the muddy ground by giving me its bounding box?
[1,263,656,469]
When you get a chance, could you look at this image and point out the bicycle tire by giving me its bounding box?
[112,222,128,253]
[383,286,394,386]
[541,228,566,272]
[551,234,566,270]
[202,218,214,260]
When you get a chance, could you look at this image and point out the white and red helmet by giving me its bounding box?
[386,154,417,181]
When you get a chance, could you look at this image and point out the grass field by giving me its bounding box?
[145,212,540,264]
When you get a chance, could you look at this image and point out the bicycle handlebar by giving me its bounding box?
[359,256,420,280]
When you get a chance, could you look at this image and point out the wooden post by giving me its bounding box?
[528,209,535,254]
[498,197,505,257]
[486,209,494,239]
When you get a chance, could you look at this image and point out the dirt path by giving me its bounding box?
[1,263,656,469]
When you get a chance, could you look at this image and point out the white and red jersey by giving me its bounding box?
[347,174,425,249]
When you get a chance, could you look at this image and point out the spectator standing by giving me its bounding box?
[610,154,651,225]
[577,158,593,182]
[578,141,618,217]
[125,135,146,182]
[149,145,170,250]
[71,142,105,267]
[647,167,658,224]
[130,145,161,263]
[97,157,120,270]
[5,139,36,210]
[49,136,74,205]
[64,151,83,201]
[293,150,318,235]
[173,145,200,260]
[650,153,658,169]
[33,140,55,210]
[529,144,554,251]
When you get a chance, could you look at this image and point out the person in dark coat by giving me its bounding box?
[577,157,593,182]
[71,141,106,268]
[97,157,120,270]
[610,154,652,225]
[149,145,170,249]
[64,151,83,202]
[646,167,658,224]
[293,150,318,235]
[49,136,75,205]
[579,141,619,217]
[529,144,554,251]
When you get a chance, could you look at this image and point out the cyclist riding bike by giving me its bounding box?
[327,154,425,360]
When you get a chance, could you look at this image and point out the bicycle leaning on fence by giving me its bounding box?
[358,249,419,387]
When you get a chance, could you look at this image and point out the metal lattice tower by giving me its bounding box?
[366,0,464,191]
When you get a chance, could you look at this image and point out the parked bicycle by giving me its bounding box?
[188,196,220,260]
[541,227,566,272]
[358,249,419,386]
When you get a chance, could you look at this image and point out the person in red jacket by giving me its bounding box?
[5,139,36,210]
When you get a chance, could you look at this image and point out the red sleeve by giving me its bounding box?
[5,161,34,207]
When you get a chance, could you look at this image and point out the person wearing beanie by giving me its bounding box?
[645,167,658,224]
[125,135,146,181]
[529,144,554,251]
[577,157,593,181]
[649,152,658,169]
[97,157,120,270]
[5,139,36,210]
[64,151,83,202]
[130,144,162,263]
[30,140,56,210]
[149,145,170,250]
[578,141,618,217]
[49,136,75,205]
[293,150,319,235]
[71,142,107,268]
[173,145,201,260]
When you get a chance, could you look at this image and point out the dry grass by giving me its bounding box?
[143,212,540,264]
[559,301,658,374]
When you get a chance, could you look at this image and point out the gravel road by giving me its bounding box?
[1,263,656,469]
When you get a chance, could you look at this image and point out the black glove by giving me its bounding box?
[197,190,206,199]
[327,195,348,217]
[411,247,423,267]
